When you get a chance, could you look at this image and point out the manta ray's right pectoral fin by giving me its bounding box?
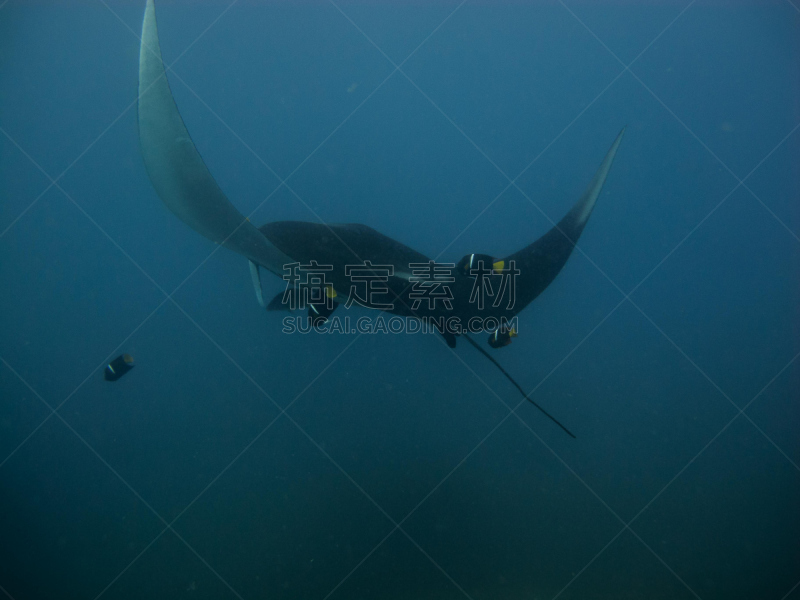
[501,128,626,314]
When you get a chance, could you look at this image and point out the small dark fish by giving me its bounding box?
[104,354,134,382]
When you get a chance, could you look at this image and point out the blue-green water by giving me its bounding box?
[1,1,798,599]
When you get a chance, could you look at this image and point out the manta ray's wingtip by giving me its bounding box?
[610,125,626,154]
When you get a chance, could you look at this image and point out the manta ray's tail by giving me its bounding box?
[462,335,576,438]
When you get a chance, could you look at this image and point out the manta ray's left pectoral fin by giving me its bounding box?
[138,0,291,276]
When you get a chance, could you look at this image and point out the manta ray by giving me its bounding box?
[137,0,624,436]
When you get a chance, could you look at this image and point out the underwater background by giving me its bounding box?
[1,0,799,598]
